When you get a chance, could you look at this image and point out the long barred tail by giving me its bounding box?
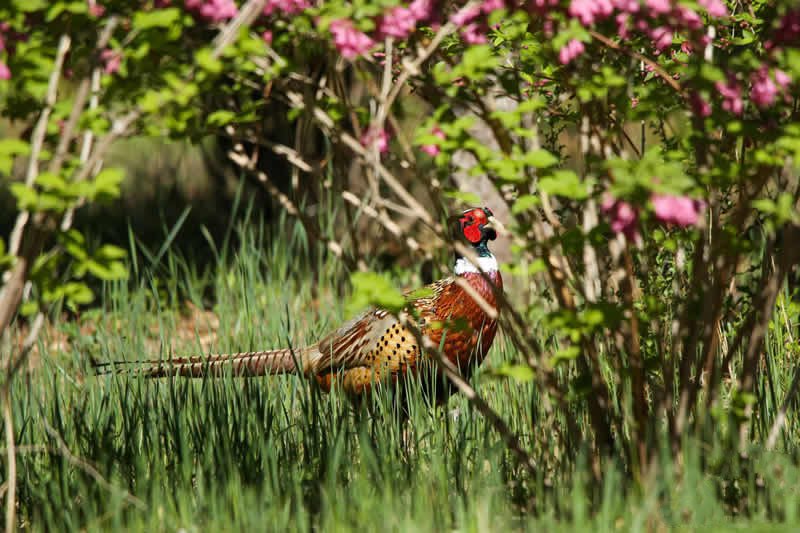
[94,347,315,378]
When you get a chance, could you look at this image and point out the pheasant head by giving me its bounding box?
[452,207,499,274]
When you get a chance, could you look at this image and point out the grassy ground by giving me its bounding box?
[6,214,800,531]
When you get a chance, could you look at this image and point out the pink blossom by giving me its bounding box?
[650,26,673,51]
[361,127,390,154]
[558,39,585,65]
[688,92,711,117]
[262,30,273,44]
[676,7,702,30]
[651,194,705,228]
[451,4,481,26]
[198,0,238,22]
[612,0,639,12]
[616,13,630,39]
[568,0,612,26]
[88,0,105,17]
[329,19,375,60]
[775,69,791,89]
[0,62,10,80]
[100,49,121,75]
[263,0,309,16]
[767,10,800,50]
[421,126,446,156]
[699,0,727,18]
[378,7,417,39]
[461,23,488,44]
[750,67,778,108]
[631,97,639,108]
[601,195,639,240]
[409,0,435,21]
[482,0,506,14]
[715,77,743,115]
[646,0,671,15]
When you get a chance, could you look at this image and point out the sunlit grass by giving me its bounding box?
[6,214,800,531]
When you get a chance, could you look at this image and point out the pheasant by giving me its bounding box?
[102,207,502,399]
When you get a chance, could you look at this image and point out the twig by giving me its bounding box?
[588,30,682,94]
[227,145,363,271]
[7,34,71,256]
[42,420,146,510]
[397,311,539,479]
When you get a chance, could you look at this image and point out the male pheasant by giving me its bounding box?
[106,207,502,399]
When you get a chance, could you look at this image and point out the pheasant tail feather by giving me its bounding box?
[97,347,319,378]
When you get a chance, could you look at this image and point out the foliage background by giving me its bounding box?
[1,0,800,530]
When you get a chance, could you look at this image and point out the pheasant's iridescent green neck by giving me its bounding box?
[474,240,492,258]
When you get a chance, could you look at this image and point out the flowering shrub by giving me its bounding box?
[1,0,799,507]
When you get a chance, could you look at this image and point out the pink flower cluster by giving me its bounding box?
[449,0,506,45]
[88,0,105,17]
[185,0,238,23]
[707,66,793,116]
[329,19,375,60]
[326,0,436,60]
[263,0,309,17]
[602,190,706,241]
[421,125,446,156]
[765,10,800,51]
[651,194,705,227]
[0,22,25,81]
[562,0,727,61]
[100,48,122,75]
[360,126,390,154]
[750,67,792,109]
[559,39,585,65]
[715,76,743,115]
[374,0,436,40]
[601,195,640,240]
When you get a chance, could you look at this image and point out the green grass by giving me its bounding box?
[6,214,800,531]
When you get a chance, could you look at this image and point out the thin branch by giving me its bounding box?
[42,420,146,510]
[588,30,682,94]
[8,34,71,257]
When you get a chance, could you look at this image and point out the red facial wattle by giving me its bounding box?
[462,222,482,243]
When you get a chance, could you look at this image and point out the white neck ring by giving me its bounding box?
[454,255,498,275]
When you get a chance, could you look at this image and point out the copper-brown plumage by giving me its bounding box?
[101,207,502,401]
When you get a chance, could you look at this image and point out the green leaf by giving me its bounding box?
[538,170,589,200]
[20,301,39,317]
[36,171,67,191]
[95,244,127,261]
[196,48,222,74]
[524,149,559,169]
[0,139,30,156]
[92,167,125,200]
[511,194,540,214]
[443,190,481,206]
[133,8,182,30]
[10,183,39,210]
[490,363,535,382]
[405,287,435,301]
[551,345,581,365]
[207,110,237,127]
[0,139,31,174]
[348,272,406,315]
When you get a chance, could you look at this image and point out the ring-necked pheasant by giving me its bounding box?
[101,207,502,399]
